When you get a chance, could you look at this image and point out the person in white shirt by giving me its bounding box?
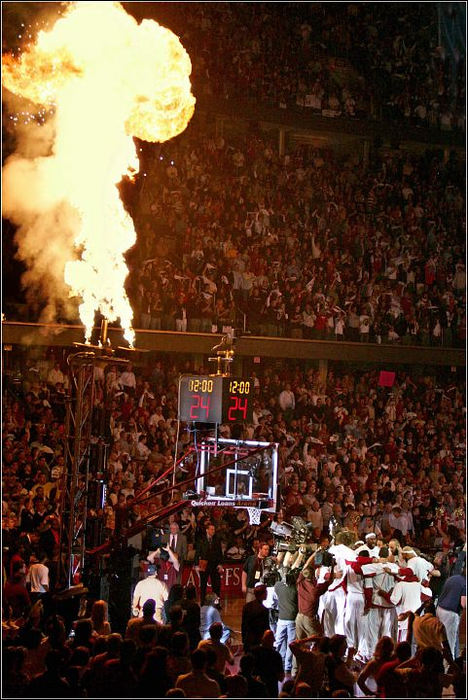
[148,407,165,427]
[134,435,151,461]
[379,568,432,643]
[26,552,49,604]
[307,501,323,534]
[132,574,168,622]
[388,505,411,537]
[401,547,438,584]
[363,533,381,558]
[278,384,295,412]
[47,363,65,388]
[361,553,398,660]
[119,364,136,394]
[322,532,356,637]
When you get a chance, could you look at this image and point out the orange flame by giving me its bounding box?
[2,1,195,344]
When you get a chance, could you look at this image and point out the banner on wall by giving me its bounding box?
[181,562,243,594]
[378,370,396,387]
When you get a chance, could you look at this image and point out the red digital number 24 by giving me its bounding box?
[228,396,248,421]
[190,394,211,420]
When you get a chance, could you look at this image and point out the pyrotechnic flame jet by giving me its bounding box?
[2,1,195,345]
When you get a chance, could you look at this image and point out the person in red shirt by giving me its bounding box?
[295,549,335,638]
[4,562,31,619]
[375,640,412,698]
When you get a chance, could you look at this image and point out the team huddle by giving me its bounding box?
[242,528,464,675]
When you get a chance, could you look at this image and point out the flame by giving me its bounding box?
[2,1,195,344]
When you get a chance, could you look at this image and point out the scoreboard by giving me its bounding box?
[178,375,253,424]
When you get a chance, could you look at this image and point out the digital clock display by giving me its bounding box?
[178,375,253,424]
[222,378,253,423]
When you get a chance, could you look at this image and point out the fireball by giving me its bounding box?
[2,1,195,344]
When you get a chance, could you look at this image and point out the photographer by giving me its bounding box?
[147,541,180,590]
[294,547,336,638]
[291,547,336,676]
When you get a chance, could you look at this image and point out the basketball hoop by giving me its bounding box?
[246,507,262,525]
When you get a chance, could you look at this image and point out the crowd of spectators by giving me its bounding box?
[2,346,467,697]
[3,9,466,343]
[2,346,466,696]
[5,125,466,347]
[3,8,467,338]
[138,2,465,131]
[3,349,466,576]
[121,125,466,348]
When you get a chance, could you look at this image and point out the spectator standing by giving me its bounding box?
[125,598,159,644]
[90,599,111,636]
[357,636,395,696]
[436,566,466,659]
[175,648,221,698]
[251,629,285,698]
[132,572,168,622]
[196,521,224,605]
[325,634,357,696]
[241,584,270,652]
[273,570,298,674]
[162,521,188,583]
[26,649,72,698]
[26,551,49,606]
[411,602,452,659]
[289,634,330,697]
[181,584,201,650]
[198,621,234,673]
[47,363,66,389]
[278,383,295,414]
[119,363,137,395]
[239,653,268,698]
[3,563,31,620]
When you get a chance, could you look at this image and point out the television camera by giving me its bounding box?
[270,515,337,569]
[270,516,316,555]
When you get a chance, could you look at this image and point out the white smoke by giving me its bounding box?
[2,99,80,324]
[2,97,79,323]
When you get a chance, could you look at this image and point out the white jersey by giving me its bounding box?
[407,556,433,583]
[390,580,432,616]
[328,543,356,591]
[346,561,365,595]
[362,563,397,607]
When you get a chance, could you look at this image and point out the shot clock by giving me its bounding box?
[178,375,253,424]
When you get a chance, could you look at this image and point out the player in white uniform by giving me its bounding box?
[378,567,432,644]
[361,553,398,658]
[401,546,439,584]
[363,533,380,558]
[322,536,356,637]
[343,550,374,660]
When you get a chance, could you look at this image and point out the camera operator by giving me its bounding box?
[290,546,336,676]
[293,546,336,638]
[241,542,272,602]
